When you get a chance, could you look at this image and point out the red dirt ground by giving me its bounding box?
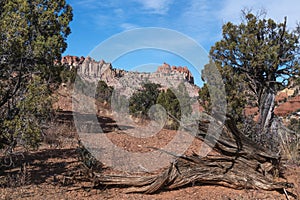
[1,121,299,200]
[1,88,299,200]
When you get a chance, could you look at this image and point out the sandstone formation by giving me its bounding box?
[59,56,300,119]
[60,55,85,69]
[244,88,300,120]
[274,86,300,117]
[60,56,199,98]
[157,62,171,73]
[156,63,194,84]
[275,95,300,117]
[171,66,194,84]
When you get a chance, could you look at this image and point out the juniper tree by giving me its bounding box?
[0,0,73,152]
[129,83,161,118]
[205,10,299,150]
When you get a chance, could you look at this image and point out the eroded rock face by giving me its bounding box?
[61,55,85,68]
[275,95,300,117]
[171,66,194,84]
[60,56,199,98]
[157,62,171,73]
[156,63,194,84]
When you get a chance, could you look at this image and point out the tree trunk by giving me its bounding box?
[258,88,275,131]
[89,115,294,194]
[257,87,280,152]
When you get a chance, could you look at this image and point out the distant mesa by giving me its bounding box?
[156,62,194,84]
[171,65,193,84]
[58,55,199,98]
[157,62,171,73]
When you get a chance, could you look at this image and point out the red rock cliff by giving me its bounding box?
[157,63,194,84]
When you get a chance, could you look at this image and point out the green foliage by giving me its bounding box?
[199,61,247,124]
[157,89,180,129]
[129,83,161,118]
[0,0,72,68]
[198,83,211,112]
[207,10,300,151]
[129,81,192,130]
[95,80,114,104]
[74,77,95,97]
[158,89,180,117]
[60,67,77,84]
[111,92,128,114]
[2,76,52,150]
[175,82,193,117]
[74,79,114,105]
[199,60,228,118]
[0,0,73,151]
[210,11,299,100]
[296,77,300,86]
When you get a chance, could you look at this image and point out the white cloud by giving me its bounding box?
[175,0,300,49]
[172,0,223,49]
[219,0,300,29]
[134,0,173,14]
[120,23,139,30]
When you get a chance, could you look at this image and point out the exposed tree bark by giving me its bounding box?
[258,88,275,131]
[256,87,280,151]
[90,115,294,194]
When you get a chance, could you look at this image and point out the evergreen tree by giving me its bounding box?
[129,83,161,118]
[157,89,180,129]
[199,61,247,125]
[207,10,299,150]
[0,0,73,151]
[95,80,114,104]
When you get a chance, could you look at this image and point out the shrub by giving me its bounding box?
[1,76,53,152]
[129,82,161,118]
[157,89,180,129]
[60,67,77,85]
[95,80,114,104]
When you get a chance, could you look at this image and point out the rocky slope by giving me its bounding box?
[60,55,199,97]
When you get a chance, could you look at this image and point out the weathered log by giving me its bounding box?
[91,115,294,194]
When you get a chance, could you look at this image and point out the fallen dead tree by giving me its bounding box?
[90,114,294,194]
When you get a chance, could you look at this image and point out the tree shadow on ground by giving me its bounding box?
[56,111,134,133]
[0,148,81,186]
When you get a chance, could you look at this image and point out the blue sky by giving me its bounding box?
[64,0,300,86]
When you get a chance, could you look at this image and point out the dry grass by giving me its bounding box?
[280,131,300,165]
